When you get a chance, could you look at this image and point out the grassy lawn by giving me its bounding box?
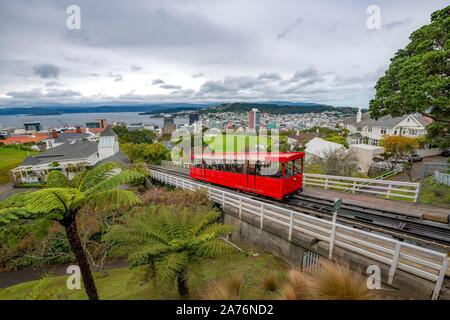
[204,134,273,152]
[0,147,39,185]
[419,176,450,207]
[0,252,289,300]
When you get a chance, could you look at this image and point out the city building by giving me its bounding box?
[24,122,42,132]
[163,124,176,135]
[10,127,129,185]
[189,112,200,125]
[86,119,107,129]
[248,108,261,131]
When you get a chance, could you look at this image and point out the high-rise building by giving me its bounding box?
[188,112,199,125]
[248,108,261,130]
[164,116,174,126]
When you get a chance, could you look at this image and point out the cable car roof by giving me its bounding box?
[191,152,304,163]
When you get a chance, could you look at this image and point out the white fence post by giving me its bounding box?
[239,197,242,219]
[260,203,264,228]
[289,212,294,241]
[328,209,338,259]
[432,256,449,300]
[388,243,401,284]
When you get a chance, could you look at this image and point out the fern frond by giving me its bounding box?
[86,189,142,211]
[45,170,69,188]
[193,238,236,258]
[127,244,171,267]
[0,207,33,225]
[79,162,120,191]
[25,188,78,217]
[155,251,189,283]
[83,169,145,195]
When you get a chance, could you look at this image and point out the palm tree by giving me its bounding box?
[105,204,234,298]
[0,162,144,300]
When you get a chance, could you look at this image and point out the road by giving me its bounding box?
[391,155,449,182]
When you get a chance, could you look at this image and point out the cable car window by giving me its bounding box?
[259,162,282,177]
[294,159,302,175]
[285,161,293,177]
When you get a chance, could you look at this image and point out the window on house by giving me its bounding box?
[356,127,362,132]
[381,128,387,135]
[409,129,418,136]
[366,126,372,133]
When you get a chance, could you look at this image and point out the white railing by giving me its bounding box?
[150,169,449,300]
[160,160,420,202]
[434,171,450,186]
[304,173,420,202]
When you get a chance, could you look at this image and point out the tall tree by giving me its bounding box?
[0,163,144,300]
[105,204,234,298]
[369,5,449,147]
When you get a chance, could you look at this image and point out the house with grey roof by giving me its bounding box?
[10,127,129,185]
[43,128,95,149]
[343,109,432,146]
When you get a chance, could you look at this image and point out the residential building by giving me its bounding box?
[10,127,129,185]
[304,137,345,161]
[344,109,432,147]
[0,133,48,145]
[287,132,319,150]
[43,127,95,149]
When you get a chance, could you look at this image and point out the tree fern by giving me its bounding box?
[105,203,235,297]
[0,162,146,300]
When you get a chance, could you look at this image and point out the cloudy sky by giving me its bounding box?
[0,0,445,108]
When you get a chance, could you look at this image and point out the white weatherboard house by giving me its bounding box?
[10,127,129,185]
[344,109,431,146]
[343,109,440,157]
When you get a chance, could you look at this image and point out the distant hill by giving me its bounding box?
[0,102,357,116]
[0,104,208,116]
[201,102,357,115]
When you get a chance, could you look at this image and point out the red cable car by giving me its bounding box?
[190,152,305,200]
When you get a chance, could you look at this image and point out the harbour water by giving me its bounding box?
[0,112,189,130]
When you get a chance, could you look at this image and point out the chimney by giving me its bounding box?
[75,125,82,133]
[51,129,58,139]
[356,108,362,123]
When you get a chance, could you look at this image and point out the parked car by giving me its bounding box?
[442,149,450,157]
[401,153,423,162]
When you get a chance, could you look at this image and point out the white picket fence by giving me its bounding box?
[161,160,420,202]
[434,171,450,186]
[150,168,449,300]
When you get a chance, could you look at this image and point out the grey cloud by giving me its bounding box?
[192,73,204,78]
[276,17,302,40]
[383,19,411,30]
[6,88,80,99]
[257,72,281,81]
[45,81,64,87]
[160,84,182,90]
[152,79,165,85]
[130,64,142,71]
[106,72,123,82]
[33,64,60,79]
